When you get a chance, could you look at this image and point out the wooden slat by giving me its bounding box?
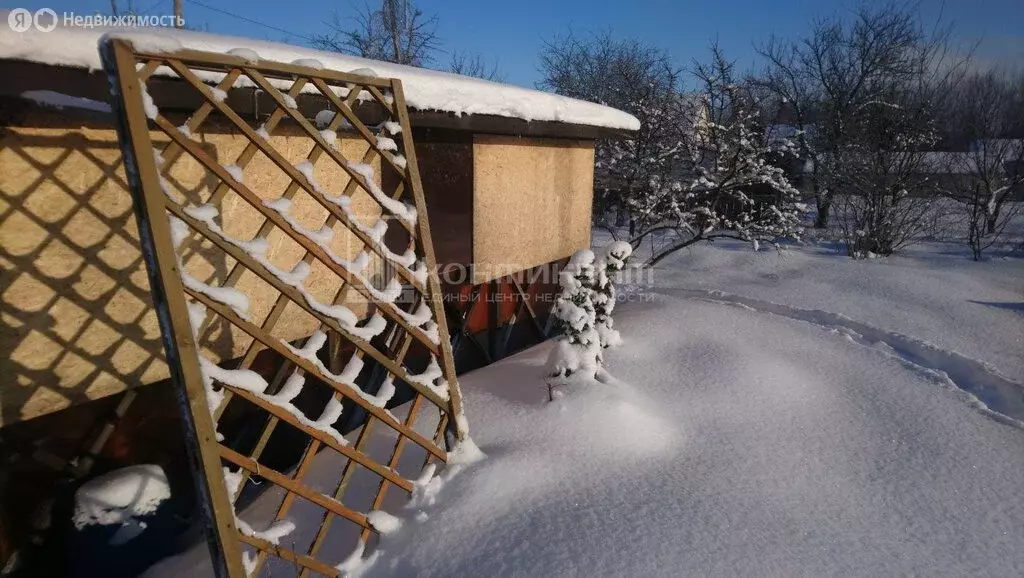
[182,280,447,461]
[240,67,416,234]
[213,381,413,493]
[391,79,469,440]
[309,77,406,175]
[152,110,440,355]
[220,446,371,529]
[169,202,448,411]
[103,39,247,578]
[162,58,427,292]
[268,322,416,578]
[358,393,428,543]
[238,534,340,578]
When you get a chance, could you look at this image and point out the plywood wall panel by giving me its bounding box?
[471,135,593,284]
[1,110,380,424]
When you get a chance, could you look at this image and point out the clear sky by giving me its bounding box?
[13,0,1024,87]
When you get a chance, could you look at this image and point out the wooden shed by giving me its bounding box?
[0,26,638,426]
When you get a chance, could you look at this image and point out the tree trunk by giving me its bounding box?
[986,213,998,235]
[814,196,831,229]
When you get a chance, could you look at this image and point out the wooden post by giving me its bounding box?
[390,79,469,441]
[488,279,500,361]
[102,39,246,578]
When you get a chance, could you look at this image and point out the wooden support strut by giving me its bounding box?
[102,39,247,578]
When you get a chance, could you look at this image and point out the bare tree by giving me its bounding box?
[755,4,940,229]
[538,30,685,235]
[629,45,803,266]
[939,70,1024,259]
[449,50,503,81]
[313,0,440,66]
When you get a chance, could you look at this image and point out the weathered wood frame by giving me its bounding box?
[102,39,466,577]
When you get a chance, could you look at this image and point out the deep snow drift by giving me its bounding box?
[365,240,1023,577]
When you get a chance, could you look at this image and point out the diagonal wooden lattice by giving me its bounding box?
[102,39,467,577]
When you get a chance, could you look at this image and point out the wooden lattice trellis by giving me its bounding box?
[101,38,468,577]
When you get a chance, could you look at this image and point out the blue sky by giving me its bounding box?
[16,0,1024,87]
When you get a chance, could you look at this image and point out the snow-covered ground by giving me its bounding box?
[144,236,1023,577]
[364,238,1024,577]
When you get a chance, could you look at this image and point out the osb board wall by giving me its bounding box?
[472,135,594,284]
[0,108,382,425]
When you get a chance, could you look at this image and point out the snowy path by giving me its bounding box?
[370,292,1024,577]
[663,287,1024,428]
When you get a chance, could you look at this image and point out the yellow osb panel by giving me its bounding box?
[0,114,381,424]
[471,134,595,283]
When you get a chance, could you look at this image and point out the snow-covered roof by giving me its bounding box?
[0,23,640,132]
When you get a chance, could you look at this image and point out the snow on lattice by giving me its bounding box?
[180,270,250,320]
[263,196,335,246]
[153,147,166,167]
[7,26,638,130]
[320,129,337,147]
[291,57,324,70]
[392,154,408,170]
[345,161,417,225]
[282,330,398,410]
[177,123,194,140]
[421,321,440,345]
[335,541,380,575]
[392,301,434,328]
[73,465,171,529]
[226,47,259,63]
[222,467,245,497]
[275,166,422,303]
[193,328,353,447]
[407,355,449,400]
[237,519,297,546]
[20,90,112,113]
[198,357,269,395]
[183,204,269,254]
[381,120,402,135]
[177,201,380,340]
[281,93,298,109]
[186,301,206,341]
[255,123,270,140]
[168,215,190,248]
[222,163,243,184]
[366,510,402,534]
[376,135,398,152]
[265,372,305,405]
[314,110,353,130]
[410,261,429,286]
[241,552,257,575]
[138,80,158,119]
[369,377,397,407]
[209,86,228,102]
[348,67,378,78]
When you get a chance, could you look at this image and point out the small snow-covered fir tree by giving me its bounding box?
[546,249,602,393]
[593,241,633,349]
[546,243,633,397]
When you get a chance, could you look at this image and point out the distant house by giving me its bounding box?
[0,25,638,426]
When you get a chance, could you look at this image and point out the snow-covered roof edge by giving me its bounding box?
[0,22,640,132]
